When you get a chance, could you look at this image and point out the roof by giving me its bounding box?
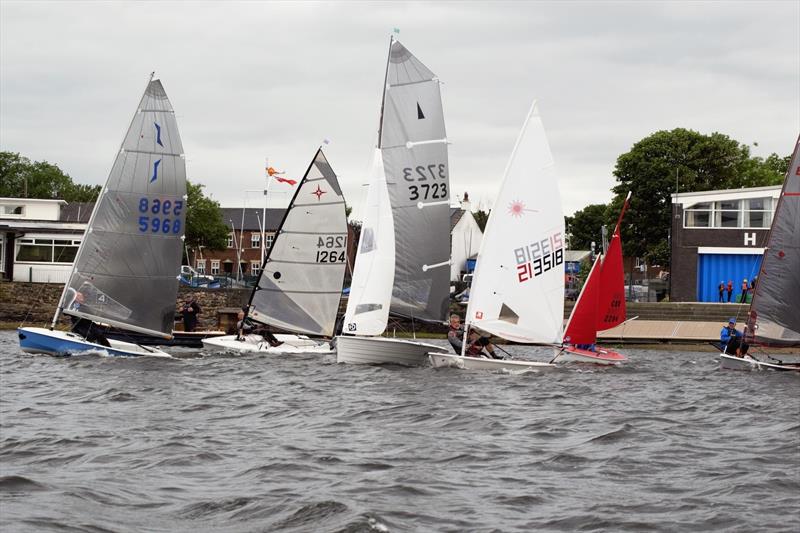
[671,185,781,206]
[221,207,287,231]
[59,202,94,223]
[565,250,591,262]
[0,197,67,205]
[450,208,465,232]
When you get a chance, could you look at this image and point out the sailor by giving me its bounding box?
[236,308,283,347]
[447,314,465,353]
[465,329,503,359]
[69,292,111,347]
[720,318,749,357]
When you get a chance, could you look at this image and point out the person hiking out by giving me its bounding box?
[720,318,749,357]
[447,314,465,353]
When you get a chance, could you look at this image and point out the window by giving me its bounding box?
[15,237,81,263]
[744,197,772,228]
[0,234,4,273]
[196,259,206,274]
[715,200,739,228]
[265,234,274,249]
[251,233,261,248]
[1,205,24,217]
[684,202,712,228]
[251,261,261,276]
[211,260,220,275]
[227,234,234,248]
[684,197,775,229]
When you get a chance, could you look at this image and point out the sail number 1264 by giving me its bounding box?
[316,235,346,263]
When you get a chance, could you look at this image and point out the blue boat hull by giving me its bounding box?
[17,327,169,357]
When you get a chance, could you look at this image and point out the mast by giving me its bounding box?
[376,35,394,149]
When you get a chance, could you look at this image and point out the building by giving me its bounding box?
[1,197,91,283]
[195,207,358,279]
[670,185,780,302]
[449,193,483,282]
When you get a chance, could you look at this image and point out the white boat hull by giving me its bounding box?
[18,327,171,357]
[335,335,448,366]
[719,353,800,372]
[428,352,556,372]
[201,334,333,355]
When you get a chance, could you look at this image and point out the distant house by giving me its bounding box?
[450,192,483,282]
[195,207,357,279]
[0,197,91,283]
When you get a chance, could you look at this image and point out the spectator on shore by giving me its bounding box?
[718,281,725,303]
[741,279,749,303]
[727,280,733,303]
[181,297,201,332]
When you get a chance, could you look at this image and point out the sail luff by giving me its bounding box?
[563,254,602,345]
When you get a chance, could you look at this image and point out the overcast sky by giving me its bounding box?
[1,1,798,219]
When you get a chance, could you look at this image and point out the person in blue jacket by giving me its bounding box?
[720,318,749,356]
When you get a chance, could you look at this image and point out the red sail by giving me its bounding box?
[597,231,626,331]
[564,255,601,344]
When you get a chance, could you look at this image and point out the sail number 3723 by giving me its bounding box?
[402,164,448,201]
[137,197,183,234]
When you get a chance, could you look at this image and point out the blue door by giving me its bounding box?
[696,253,762,302]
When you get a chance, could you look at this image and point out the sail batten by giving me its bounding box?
[248,149,347,337]
[747,135,800,346]
[56,79,186,336]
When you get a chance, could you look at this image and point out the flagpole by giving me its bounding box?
[262,157,269,267]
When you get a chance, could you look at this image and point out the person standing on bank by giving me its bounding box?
[181,297,201,332]
[720,318,749,357]
[740,279,749,303]
[718,281,725,303]
[726,280,733,303]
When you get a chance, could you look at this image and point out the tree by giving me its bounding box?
[565,204,609,251]
[473,209,489,232]
[609,129,788,266]
[185,182,229,260]
[0,151,101,201]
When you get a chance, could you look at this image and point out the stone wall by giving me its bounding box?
[0,282,250,330]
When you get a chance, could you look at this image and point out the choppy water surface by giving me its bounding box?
[1,331,798,532]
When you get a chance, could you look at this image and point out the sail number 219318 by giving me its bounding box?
[137,197,183,234]
[315,235,346,263]
[402,164,448,201]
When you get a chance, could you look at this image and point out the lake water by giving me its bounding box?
[1,330,798,532]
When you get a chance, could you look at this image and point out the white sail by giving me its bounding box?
[58,79,186,337]
[249,149,348,337]
[343,149,395,336]
[465,101,565,344]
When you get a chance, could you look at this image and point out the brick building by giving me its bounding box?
[670,185,780,302]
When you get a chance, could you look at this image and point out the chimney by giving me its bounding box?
[461,191,471,211]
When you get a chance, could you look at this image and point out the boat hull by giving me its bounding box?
[18,327,171,357]
[106,328,225,348]
[556,345,627,365]
[335,336,448,366]
[201,334,333,355]
[428,352,556,372]
[719,353,800,372]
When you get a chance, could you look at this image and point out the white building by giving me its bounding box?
[450,193,483,282]
[0,197,90,283]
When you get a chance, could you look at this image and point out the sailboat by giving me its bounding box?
[18,77,186,357]
[335,37,451,365]
[555,193,631,365]
[429,100,565,371]
[202,148,348,355]
[720,134,800,372]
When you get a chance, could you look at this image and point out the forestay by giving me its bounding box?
[747,134,800,346]
[466,101,565,344]
[249,149,347,337]
[342,150,395,336]
[58,79,186,337]
[380,38,451,322]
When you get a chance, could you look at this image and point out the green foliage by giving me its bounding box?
[473,209,489,232]
[565,204,609,251]
[609,129,788,265]
[185,182,229,254]
[0,151,102,202]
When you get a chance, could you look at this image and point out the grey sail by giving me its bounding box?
[248,149,347,336]
[747,134,800,346]
[58,79,187,337]
[380,39,451,322]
